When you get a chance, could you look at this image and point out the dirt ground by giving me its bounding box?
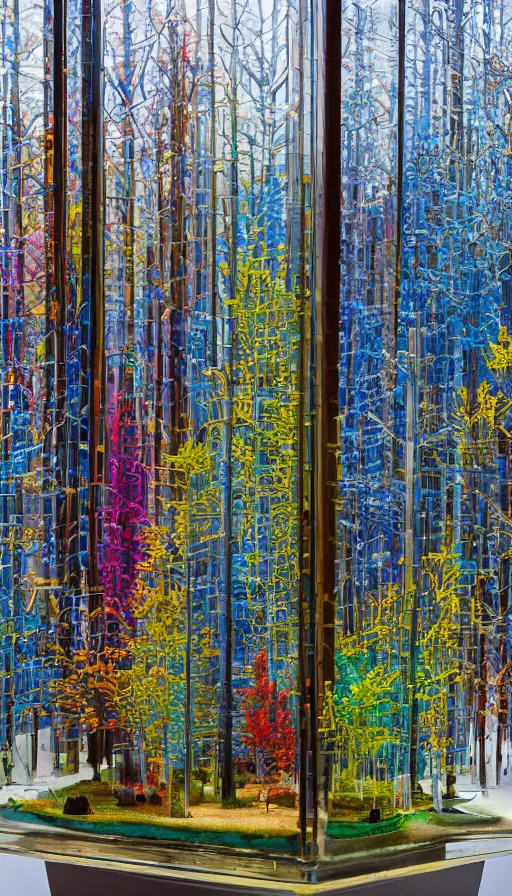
[18,781,300,836]
[165,800,298,833]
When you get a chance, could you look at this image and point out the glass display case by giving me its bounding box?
[0,0,512,885]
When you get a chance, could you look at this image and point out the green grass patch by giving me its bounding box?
[0,804,299,854]
[326,814,406,840]
[222,795,258,809]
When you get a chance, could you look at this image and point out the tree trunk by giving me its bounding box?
[83,0,104,601]
[219,0,239,806]
[82,0,105,773]
[477,574,488,791]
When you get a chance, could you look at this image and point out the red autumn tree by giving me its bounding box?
[241,649,295,774]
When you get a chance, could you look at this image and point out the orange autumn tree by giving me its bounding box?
[48,639,125,758]
[241,648,295,776]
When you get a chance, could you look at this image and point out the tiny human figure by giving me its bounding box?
[146,769,158,789]
[1,744,12,784]
[116,782,135,807]
[445,772,458,799]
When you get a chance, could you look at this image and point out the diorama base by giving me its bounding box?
[44,853,485,896]
[0,819,506,894]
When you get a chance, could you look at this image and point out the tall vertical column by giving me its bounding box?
[82,0,105,776]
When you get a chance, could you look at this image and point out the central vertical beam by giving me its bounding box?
[297,0,310,858]
[314,0,341,822]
